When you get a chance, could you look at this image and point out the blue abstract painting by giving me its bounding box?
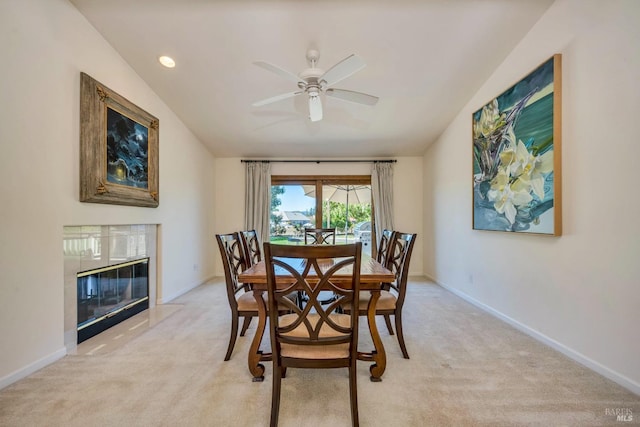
[472,55,561,235]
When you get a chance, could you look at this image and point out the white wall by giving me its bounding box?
[423,0,640,393]
[213,157,424,276]
[0,0,216,387]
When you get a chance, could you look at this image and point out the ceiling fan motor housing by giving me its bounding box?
[298,67,326,96]
[299,68,324,82]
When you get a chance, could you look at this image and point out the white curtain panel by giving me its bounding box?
[244,162,271,246]
[371,162,394,246]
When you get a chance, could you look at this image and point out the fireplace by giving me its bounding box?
[77,258,150,343]
[64,224,157,350]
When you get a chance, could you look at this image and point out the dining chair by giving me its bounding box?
[240,229,262,267]
[348,231,416,359]
[303,227,336,245]
[299,227,338,306]
[216,232,291,361]
[238,229,262,334]
[376,229,395,267]
[215,232,255,361]
[263,242,362,427]
[241,229,300,313]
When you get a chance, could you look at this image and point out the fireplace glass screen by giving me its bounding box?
[77,258,149,343]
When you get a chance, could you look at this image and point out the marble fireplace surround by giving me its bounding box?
[63,224,158,352]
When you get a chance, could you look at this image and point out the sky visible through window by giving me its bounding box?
[278,185,314,212]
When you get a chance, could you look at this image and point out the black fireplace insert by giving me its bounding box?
[77,258,149,343]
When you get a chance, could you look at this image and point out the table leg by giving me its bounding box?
[366,290,386,382]
[248,290,267,381]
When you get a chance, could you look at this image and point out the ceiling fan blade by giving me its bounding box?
[320,54,366,87]
[309,95,323,122]
[326,88,379,106]
[252,91,303,107]
[253,61,304,84]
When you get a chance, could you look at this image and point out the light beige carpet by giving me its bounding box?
[0,278,637,426]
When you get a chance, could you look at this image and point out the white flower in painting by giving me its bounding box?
[505,140,553,199]
[499,144,516,169]
[488,168,533,224]
[473,99,505,140]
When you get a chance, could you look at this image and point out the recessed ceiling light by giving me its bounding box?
[158,56,176,68]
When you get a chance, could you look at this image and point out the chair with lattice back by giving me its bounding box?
[375,229,395,333]
[304,228,336,245]
[241,229,301,316]
[264,242,363,427]
[240,229,262,268]
[216,232,291,361]
[301,228,338,306]
[376,229,395,268]
[348,231,416,359]
[215,232,254,361]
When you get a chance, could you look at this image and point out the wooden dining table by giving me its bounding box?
[238,255,395,382]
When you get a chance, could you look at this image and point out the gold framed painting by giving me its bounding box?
[472,54,561,235]
[80,72,159,207]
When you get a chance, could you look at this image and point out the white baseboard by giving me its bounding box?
[432,277,640,396]
[0,347,67,390]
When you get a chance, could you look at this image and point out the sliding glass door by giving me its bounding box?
[270,176,373,256]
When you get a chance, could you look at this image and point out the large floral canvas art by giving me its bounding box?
[472,54,562,235]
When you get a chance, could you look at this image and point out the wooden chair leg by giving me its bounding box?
[394,312,409,359]
[224,314,239,361]
[240,316,252,336]
[349,364,359,427]
[270,362,283,427]
[383,314,394,335]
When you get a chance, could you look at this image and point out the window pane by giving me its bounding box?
[269,179,373,256]
[322,184,372,255]
[270,184,315,245]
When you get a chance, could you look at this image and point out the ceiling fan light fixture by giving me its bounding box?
[309,95,322,122]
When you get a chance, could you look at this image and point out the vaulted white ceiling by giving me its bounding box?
[70,0,554,158]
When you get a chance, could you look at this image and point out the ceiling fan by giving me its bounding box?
[252,49,379,122]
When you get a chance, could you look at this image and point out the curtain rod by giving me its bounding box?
[240,159,397,164]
